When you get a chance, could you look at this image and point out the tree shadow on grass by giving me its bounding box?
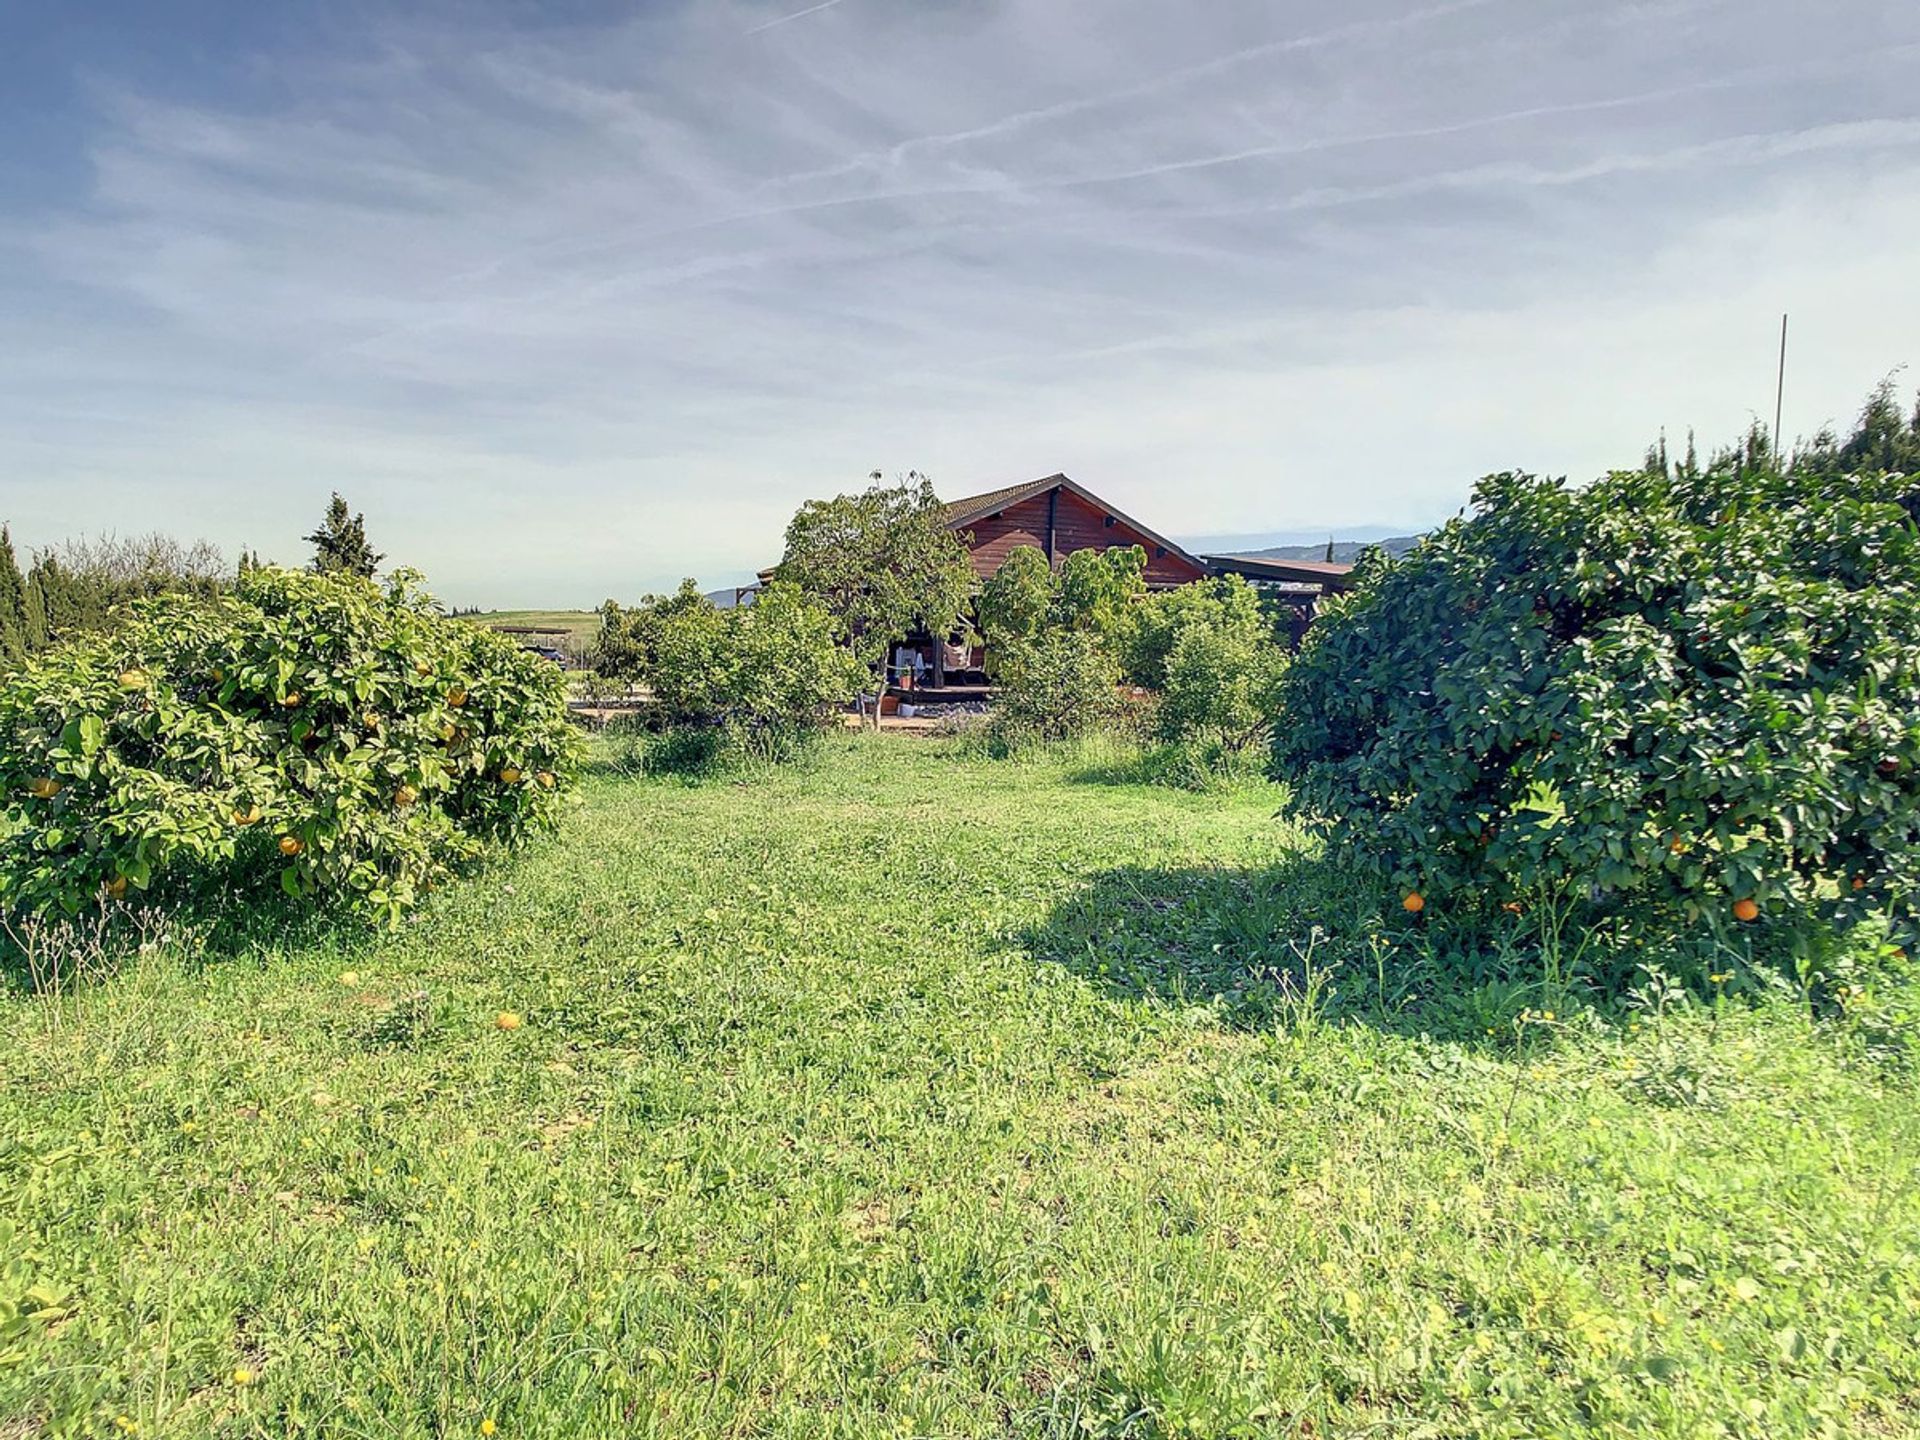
[1021,856,1562,1052]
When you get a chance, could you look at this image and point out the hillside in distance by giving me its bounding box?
[1233,535,1423,563]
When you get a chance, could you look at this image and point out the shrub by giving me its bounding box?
[988,630,1119,750]
[620,581,864,771]
[590,579,710,682]
[0,567,580,925]
[977,543,1147,677]
[1274,395,1920,962]
[1119,574,1270,690]
[1158,620,1287,750]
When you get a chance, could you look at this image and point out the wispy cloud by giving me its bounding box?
[1,0,1918,606]
[746,0,856,37]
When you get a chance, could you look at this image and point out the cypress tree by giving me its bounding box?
[0,526,28,668]
[304,494,383,578]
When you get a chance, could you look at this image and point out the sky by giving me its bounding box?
[3,0,1918,609]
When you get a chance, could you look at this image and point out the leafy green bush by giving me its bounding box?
[977,543,1146,667]
[1119,574,1269,690]
[987,630,1119,750]
[611,581,863,771]
[1157,611,1287,750]
[0,567,579,925]
[590,579,710,682]
[1274,394,1920,963]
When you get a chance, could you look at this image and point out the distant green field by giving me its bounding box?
[462,609,599,650]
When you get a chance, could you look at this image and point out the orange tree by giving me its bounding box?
[0,567,580,926]
[1273,393,1920,970]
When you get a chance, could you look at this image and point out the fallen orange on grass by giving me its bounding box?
[1402,891,1425,914]
[495,1011,522,1031]
[1732,897,1759,922]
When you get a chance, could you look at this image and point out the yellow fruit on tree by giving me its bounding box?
[282,692,302,707]
[536,770,556,789]
[447,688,468,708]
[500,767,523,784]
[394,785,419,808]
[27,777,62,800]
[233,804,262,826]
[279,835,304,856]
[118,669,148,690]
[106,875,128,899]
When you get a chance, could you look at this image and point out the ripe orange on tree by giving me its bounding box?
[279,835,304,856]
[1732,897,1760,923]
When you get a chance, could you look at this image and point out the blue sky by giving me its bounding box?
[4,0,1918,608]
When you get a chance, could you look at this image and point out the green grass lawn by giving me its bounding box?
[4,738,1917,1438]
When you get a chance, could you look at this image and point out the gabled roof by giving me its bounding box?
[944,473,1207,573]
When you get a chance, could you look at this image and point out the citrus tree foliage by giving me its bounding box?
[1274,394,1920,951]
[591,579,710,682]
[305,492,384,578]
[988,630,1119,748]
[0,567,579,924]
[645,582,864,739]
[773,475,974,718]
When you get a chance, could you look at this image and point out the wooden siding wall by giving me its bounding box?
[956,488,1205,587]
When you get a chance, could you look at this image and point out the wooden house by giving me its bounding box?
[942,474,1209,587]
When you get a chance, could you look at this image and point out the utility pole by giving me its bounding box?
[1773,313,1788,463]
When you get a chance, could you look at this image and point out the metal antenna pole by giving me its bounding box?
[1773,313,1788,462]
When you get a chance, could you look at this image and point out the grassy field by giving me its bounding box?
[459,610,599,650]
[3,737,1917,1438]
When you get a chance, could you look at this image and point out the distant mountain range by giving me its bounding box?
[1222,535,1423,563]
